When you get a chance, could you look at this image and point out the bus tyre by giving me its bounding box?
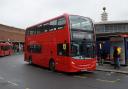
[29,57,33,65]
[49,60,55,72]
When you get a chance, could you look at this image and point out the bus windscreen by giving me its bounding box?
[69,15,95,59]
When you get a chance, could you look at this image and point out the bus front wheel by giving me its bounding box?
[49,60,55,72]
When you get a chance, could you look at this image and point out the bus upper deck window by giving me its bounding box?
[57,17,66,30]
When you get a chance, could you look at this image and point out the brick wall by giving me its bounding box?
[0,24,25,42]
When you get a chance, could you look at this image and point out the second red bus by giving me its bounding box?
[0,43,13,56]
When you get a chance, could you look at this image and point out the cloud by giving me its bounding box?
[0,0,128,29]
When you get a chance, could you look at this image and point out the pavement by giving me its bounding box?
[96,63,128,74]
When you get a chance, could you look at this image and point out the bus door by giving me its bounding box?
[57,43,69,70]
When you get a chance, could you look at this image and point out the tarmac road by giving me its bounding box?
[0,54,128,89]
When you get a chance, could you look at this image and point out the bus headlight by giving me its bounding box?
[71,61,75,64]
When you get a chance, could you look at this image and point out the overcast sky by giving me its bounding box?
[0,0,128,29]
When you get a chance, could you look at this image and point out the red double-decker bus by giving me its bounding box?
[0,43,13,56]
[24,14,96,72]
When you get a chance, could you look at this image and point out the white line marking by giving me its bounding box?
[73,76,87,78]
[96,79,116,83]
[7,81,18,86]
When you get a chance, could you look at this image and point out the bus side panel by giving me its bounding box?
[41,43,50,67]
[0,51,4,56]
[24,14,71,72]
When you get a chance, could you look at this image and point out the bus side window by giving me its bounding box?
[37,24,43,34]
[50,20,57,31]
[29,29,35,35]
[34,28,37,35]
[36,29,41,34]
[57,17,66,30]
[27,45,42,53]
[25,29,30,35]
[44,23,50,32]
[1,46,4,50]
[34,45,42,53]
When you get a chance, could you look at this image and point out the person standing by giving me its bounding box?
[113,46,118,69]
[113,46,121,69]
[99,49,104,65]
[117,47,121,69]
[99,43,105,66]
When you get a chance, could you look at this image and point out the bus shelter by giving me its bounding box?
[96,33,128,65]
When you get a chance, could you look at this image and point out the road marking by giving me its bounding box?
[73,75,87,78]
[96,79,116,83]
[0,76,19,86]
[7,81,18,86]
[116,79,121,81]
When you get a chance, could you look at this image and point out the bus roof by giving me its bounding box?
[26,13,69,30]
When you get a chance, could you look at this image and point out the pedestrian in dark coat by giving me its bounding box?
[99,49,105,66]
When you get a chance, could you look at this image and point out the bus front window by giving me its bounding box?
[71,41,95,59]
[69,15,95,59]
[69,15,93,31]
